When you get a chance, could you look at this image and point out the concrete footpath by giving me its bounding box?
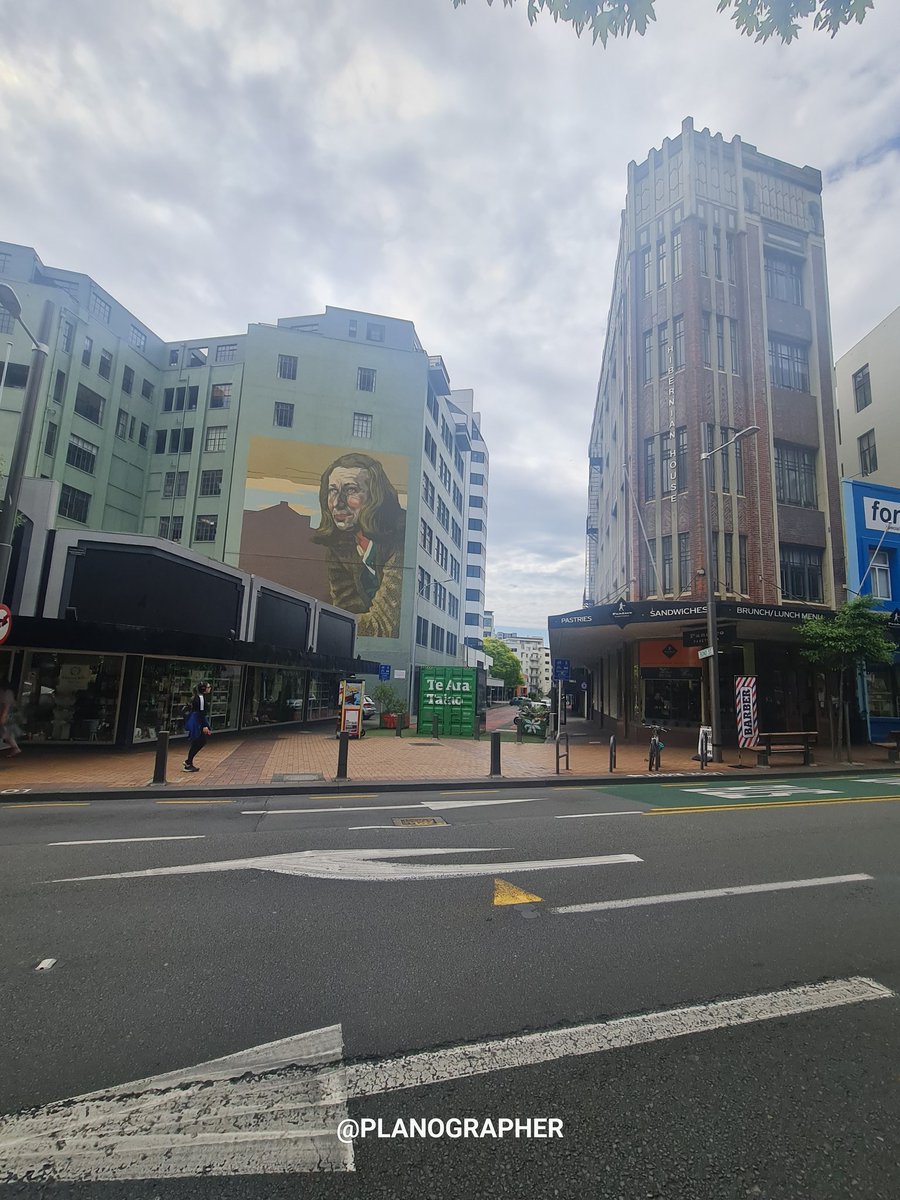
[0,716,895,801]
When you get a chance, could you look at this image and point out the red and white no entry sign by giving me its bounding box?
[0,603,12,645]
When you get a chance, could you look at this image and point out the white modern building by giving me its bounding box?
[835,305,900,489]
[495,632,552,696]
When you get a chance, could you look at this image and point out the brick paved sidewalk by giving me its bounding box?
[0,723,893,797]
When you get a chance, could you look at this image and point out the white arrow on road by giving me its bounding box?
[49,846,642,884]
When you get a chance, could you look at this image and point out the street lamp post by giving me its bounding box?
[699,425,760,763]
[0,288,55,605]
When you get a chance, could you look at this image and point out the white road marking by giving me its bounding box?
[48,836,208,846]
[241,798,542,817]
[552,874,873,915]
[555,811,643,820]
[347,977,893,1098]
[0,1025,351,1180]
[49,847,643,884]
[852,778,900,785]
[682,785,840,800]
[34,958,57,971]
[424,798,539,810]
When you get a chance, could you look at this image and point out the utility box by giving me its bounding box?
[417,666,477,736]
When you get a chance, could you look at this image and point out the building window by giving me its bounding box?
[82,336,93,367]
[60,319,74,354]
[672,229,683,280]
[464,613,481,627]
[139,422,149,448]
[448,594,459,619]
[644,436,656,501]
[121,365,134,395]
[163,385,199,412]
[451,518,462,547]
[425,429,437,466]
[720,427,731,493]
[869,549,891,600]
[673,316,684,370]
[858,428,878,476]
[169,428,194,454]
[729,319,740,374]
[129,326,146,351]
[716,317,726,370]
[418,568,431,600]
[440,416,454,452]
[90,293,111,324]
[726,234,736,284]
[44,421,58,457]
[74,383,104,425]
[163,471,188,499]
[739,535,748,593]
[205,425,227,453]
[128,415,136,440]
[355,366,377,393]
[435,539,449,571]
[98,349,113,380]
[699,225,708,275]
[352,412,372,438]
[701,313,711,368]
[678,532,691,593]
[780,544,823,603]
[53,369,66,404]
[207,383,230,410]
[58,484,91,524]
[768,337,810,392]
[450,556,460,583]
[154,430,167,454]
[765,253,803,305]
[366,322,385,343]
[0,310,12,335]
[434,582,447,611]
[452,482,464,512]
[422,474,435,510]
[439,458,451,489]
[675,427,687,491]
[642,330,652,383]
[640,537,657,595]
[194,515,218,543]
[447,633,458,656]
[713,226,722,279]
[277,353,298,380]
[430,624,445,652]
[437,498,450,530]
[159,515,183,542]
[774,442,818,507]
[216,343,237,363]
[734,436,745,494]
[141,378,154,400]
[273,401,294,428]
[416,615,429,646]
[66,429,97,470]
[724,532,734,592]
[426,388,439,422]
[169,348,180,367]
[454,448,466,476]
[657,322,669,375]
[656,238,667,289]
[641,246,651,296]
[348,319,358,338]
[662,536,673,593]
[200,469,223,497]
[853,364,872,412]
[420,520,433,554]
[115,408,128,439]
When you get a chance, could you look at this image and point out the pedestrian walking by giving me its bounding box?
[183,681,212,772]
[0,680,22,757]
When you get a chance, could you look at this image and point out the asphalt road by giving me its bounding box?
[1,774,898,1197]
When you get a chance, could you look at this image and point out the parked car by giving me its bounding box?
[361,696,376,719]
[508,697,525,706]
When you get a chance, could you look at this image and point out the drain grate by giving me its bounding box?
[393,816,448,827]
[271,773,325,782]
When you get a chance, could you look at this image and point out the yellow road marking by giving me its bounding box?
[649,796,900,815]
[493,878,543,906]
[155,799,236,805]
[1,802,91,808]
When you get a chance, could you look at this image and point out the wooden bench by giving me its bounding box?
[749,731,817,767]
[872,729,900,763]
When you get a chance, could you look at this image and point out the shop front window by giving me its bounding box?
[243,667,308,727]
[19,653,123,743]
[306,671,341,722]
[134,659,242,742]
[866,664,900,719]
[643,674,702,725]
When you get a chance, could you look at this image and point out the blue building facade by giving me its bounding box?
[842,479,900,741]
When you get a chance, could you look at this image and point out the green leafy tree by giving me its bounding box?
[450,1,875,46]
[798,595,895,760]
[372,682,408,716]
[483,636,525,690]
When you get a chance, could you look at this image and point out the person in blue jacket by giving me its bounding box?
[183,681,212,772]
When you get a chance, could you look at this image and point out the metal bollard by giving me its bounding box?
[153,730,169,785]
[336,731,350,780]
[516,714,523,743]
[609,735,616,773]
[700,731,708,770]
[395,717,403,737]
[431,714,439,739]
[490,730,502,776]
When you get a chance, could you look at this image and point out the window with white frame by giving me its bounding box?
[194,514,218,543]
[215,343,237,363]
[200,469,223,497]
[205,425,227,452]
[357,367,376,392]
[352,412,372,438]
[273,401,294,428]
[277,354,298,380]
[869,548,891,600]
[129,326,146,351]
[66,435,98,475]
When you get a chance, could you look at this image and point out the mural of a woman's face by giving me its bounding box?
[326,465,371,532]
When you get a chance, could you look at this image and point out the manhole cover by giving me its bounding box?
[393,816,448,827]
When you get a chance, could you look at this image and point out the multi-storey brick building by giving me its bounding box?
[550,119,843,743]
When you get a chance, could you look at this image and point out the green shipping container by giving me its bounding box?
[417,666,477,737]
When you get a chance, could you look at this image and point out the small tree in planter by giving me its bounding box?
[372,683,409,730]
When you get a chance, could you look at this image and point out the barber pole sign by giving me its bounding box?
[734,676,758,748]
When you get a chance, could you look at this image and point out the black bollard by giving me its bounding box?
[431,714,439,739]
[609,735,616,773]
[336,731,350,780]
[153,730,169,784]
[395,717,403,737]
[490,730,502,777]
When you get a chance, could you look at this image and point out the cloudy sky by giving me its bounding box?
[2,0,898,638]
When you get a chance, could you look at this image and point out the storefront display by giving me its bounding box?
[19,652,124,743]
[306,671,341,722]
[242,666,307,727]
[134,659,242,743]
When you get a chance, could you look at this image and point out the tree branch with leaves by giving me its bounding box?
[450,1,875,45]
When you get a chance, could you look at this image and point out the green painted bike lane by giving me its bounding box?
[598,772,900,811]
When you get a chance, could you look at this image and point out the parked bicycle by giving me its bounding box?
[644,723,668,772]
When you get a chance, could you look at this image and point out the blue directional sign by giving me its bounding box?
[378,664,391,681]
[552,658,570,682]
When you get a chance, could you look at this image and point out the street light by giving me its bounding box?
[700,424,760,762]
[0,286,55,605]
